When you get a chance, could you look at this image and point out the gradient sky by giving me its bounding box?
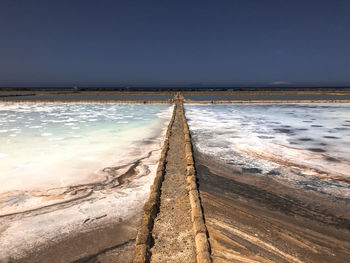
[0,0,350,87]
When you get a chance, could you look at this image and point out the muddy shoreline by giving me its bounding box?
[0,144,161,262]
[194,150,350,262]
[0,106,173,262]
[16,215,139,263]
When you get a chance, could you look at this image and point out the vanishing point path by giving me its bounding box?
[133,95,211,263]
[150,97,196,262]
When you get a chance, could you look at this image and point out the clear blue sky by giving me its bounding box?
[0,0,349,87]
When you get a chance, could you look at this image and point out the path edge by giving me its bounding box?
[133,103,177,263]
[180,100,212,263]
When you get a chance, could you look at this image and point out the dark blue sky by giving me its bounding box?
[1,0,350,87]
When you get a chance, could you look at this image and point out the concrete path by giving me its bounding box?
[149,100,196,262]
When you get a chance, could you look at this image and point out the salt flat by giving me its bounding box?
[186,103,350,262]
[0,103,173,262]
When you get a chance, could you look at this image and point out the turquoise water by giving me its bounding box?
[0,103,172,193]
[0,103,173,259]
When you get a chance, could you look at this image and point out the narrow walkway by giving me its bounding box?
[149,101,196,262]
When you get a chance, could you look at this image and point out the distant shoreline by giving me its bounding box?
[1,86,350,92]
[1,89,350,103]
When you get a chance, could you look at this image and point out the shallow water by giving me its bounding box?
[0,103,172,261]
[0,103,171,191]
[185,103,350,199]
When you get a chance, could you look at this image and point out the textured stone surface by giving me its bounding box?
[150,102,196,263]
